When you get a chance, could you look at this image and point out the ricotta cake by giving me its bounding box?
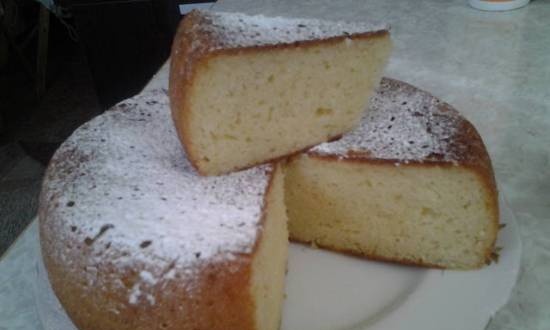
[169,10,392,176]
[285,78,499,269]
[39,90,288,330]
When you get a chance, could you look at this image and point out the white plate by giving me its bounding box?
[34,196,521,330]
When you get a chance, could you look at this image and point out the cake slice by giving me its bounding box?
[39,91,289,330]
[169,10,391,176]
[285,78,499,269]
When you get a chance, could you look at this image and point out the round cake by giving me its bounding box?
[38,90,289,330]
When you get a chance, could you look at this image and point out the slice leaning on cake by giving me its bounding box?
[285,77,499,269]
[169,9,392,176]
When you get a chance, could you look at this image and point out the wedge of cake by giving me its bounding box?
[285,78,499,269]
[169,10,392,176]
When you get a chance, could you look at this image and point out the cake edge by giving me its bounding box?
[38,163,283,330]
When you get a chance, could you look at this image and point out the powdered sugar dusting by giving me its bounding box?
[194,10,388,50]
[313,78,463,162]
[40,90,271,302]
[139,271,158,285]
[128,283,142,305]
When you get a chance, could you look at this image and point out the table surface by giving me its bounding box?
[1,0,549,329]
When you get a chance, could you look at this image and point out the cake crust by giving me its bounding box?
[39,90,283,330]
[169,10,390,175]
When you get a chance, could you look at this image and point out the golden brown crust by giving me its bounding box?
[169,12,206,175]
[169,10,388,176]
[41,240,257,330]
[39,168,280,330]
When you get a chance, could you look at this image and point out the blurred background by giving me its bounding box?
[0,0,215,255]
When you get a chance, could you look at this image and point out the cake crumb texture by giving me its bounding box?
[169,10,392,175]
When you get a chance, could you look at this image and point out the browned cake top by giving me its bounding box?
[176,9,388,53]
[312,78,491,167]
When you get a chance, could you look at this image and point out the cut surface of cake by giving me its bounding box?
[169,9,392,176]
[285,78,499,269]
[39,90,288,330]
